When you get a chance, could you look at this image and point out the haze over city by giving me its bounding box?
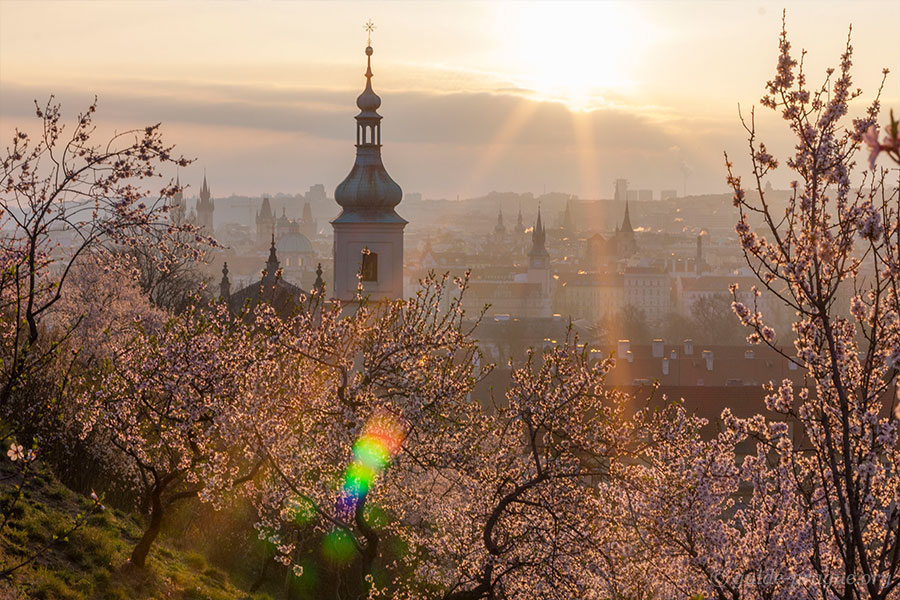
[2,1,897,199]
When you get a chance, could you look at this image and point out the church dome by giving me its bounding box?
[334,152,403,214]
[333,41,405,223]
[276,232,314,254]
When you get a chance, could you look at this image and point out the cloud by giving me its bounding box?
[0,76,744,198]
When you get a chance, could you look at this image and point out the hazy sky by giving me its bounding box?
[1,1,898,200]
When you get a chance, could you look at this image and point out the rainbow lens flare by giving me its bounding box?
[335,410,405,521]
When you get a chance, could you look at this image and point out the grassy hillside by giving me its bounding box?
[0,463,274,600]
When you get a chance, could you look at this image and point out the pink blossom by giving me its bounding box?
[6,443,24,462]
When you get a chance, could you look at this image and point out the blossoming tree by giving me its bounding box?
[416,340,639,600]
[719,17,898,600]
[76,301,266,568]
[0,97,206,414]
[235,275,491,598]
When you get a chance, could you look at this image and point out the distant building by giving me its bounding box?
[256,197,275,245]
[168,175,186,225]
[554,272,625,324]
[306,183,327,204]
[599,339,804,390]
[637,189,653,202]
[493,203,506,237]
[512,203,526,234]
[299,200,318,238]
[527,208,551,303]
[614,178,628,203]
[561,198,576,234]
[276,207,293,238]
[615,199,637,257]
[675,274,769,317]
[586,195,637,265]
[276,229,316,274]
[332,41,406,301]
[220,236,309,317]
[168,174,213,232]
[462,209,553,319]
[624,266,672,324]
[196,174,214,233]
[660,189,677,201]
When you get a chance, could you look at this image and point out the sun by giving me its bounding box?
[496,2,646,110]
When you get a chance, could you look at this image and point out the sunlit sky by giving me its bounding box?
[1,1,898,200]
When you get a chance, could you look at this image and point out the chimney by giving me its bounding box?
[617,340,631,358]
[652,339,664,358]
[702,350,714,371]
[662,358,669,375]
[683,339,694,355]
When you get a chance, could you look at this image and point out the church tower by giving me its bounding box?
[615,199,637,257]
[493,203,506,238]
[256,197,275,246]
[513,202,525,234]
[528,207,551,295]
[169,175,186,225]
[527,208,552,316]
[332,27,406,301]
[196,173,214,233]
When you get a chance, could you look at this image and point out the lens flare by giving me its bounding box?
[336,410,406,521]
[322,410,405,564]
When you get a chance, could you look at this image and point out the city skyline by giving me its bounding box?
[1,1,898,200]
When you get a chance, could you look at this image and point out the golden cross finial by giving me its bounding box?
[365,19,375,46]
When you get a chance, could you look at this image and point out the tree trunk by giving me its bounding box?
[130,482,164,568]
[352,501,379,600]
[249,551,274,592]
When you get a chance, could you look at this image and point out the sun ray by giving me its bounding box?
[461,97,539,194]
[569,109,602,219]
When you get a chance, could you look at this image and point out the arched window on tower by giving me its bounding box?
[361,250,378,282]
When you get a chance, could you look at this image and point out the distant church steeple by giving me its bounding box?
[169,174,186,225]
[264,232,279,281]
[529,207,549,265]
[615,196,637,258]
[514,202,525,234]
[494,203,506,236]
[621,199,634,234]
[256,197,275,246]
[527,206,551,304]
[196,171,214,233]
[332,23,407,301]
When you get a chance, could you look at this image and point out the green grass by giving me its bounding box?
[0,464,274,600]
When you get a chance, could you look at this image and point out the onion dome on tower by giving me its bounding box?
[333,41,405,225]
[331,22,407,302]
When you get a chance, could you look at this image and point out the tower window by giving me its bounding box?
[361,251,378,282]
